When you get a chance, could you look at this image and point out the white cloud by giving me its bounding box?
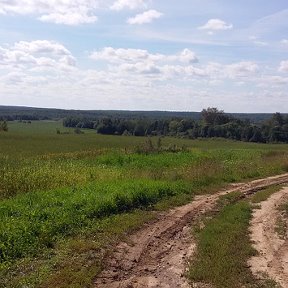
[127,10,163,25]
[226,61,259,78]
[279,60,288,72]
[0,40,76,70]
[39,12,97,25]
[110,0,147,11]
[89,47,262,83]
[13,40,71,56]
[199,19,233,31]
[117,62,161,74]
[259,76,288,86]
[90,47,197,64]
[0,0,99,25]
[175,48,198,64]
[281,39,288,45]
[90,47,163,63]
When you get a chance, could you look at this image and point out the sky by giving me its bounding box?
[0,0,288,112]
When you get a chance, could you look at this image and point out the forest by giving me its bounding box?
[63,108,288,143]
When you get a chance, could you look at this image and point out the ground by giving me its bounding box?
[95,174,288,288]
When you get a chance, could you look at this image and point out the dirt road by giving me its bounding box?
[249,186,288,287]
[95,173,288,288]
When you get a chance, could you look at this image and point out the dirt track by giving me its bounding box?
[249,187,288,287]
[95,173,288,288]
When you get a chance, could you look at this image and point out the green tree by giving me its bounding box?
[201,107,230,126]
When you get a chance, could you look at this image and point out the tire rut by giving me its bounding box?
[249,186,288,287]
[95,173,288,288]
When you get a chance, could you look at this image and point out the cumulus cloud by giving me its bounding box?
[199,19,233,31]
[173,49,198,64]
[226,61,259,78]
[0,0,99,25]
[90,47,162,63]
[39,12,97,25]
[118,62,161,74]
[0,40,76,69]
[110,0,147,11]
[279,60,288,72]
[13,40,71,56]
[127,9,163,25]
[90,47,197,64]
[2,41,286,112]
[89,47,201,80]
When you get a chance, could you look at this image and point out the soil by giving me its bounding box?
[249,186,288,287]
[95,173,288,288]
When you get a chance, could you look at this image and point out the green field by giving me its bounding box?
[1,121,288,287]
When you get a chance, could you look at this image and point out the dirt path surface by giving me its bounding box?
[249,186,288,287]
[95,173,288,288]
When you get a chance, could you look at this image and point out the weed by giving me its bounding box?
[251,186,282,204]
[189,200,256,287]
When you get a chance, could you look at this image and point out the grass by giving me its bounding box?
[189,194,255,287]
[0,179,192,265]
[275,199,288,240]
[2,120,288,159]
[189,191,281,288]
[0,210,156,288]
[251,185,283,203]
[1,148,287,199]
[1,120,288,287]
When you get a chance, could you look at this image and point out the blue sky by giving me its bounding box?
[0,0,288,112]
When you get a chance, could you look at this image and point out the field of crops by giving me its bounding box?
[1,121,288,287]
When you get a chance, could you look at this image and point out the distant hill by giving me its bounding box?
[0,105,283,123]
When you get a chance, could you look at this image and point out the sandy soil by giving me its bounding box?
[95,173,288,288]
[249,187,288,287]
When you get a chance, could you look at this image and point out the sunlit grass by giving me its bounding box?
[189,192,279,287]
[0,121,288,287]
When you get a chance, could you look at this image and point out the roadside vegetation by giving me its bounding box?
[275,199,288,240]
[0,120,288,287]
[189,188,282,288]
[251,185,283,204]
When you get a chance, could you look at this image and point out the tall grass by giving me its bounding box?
[0,180,190,265]
[1,149,287,199]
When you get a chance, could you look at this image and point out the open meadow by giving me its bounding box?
[1,121,288,287]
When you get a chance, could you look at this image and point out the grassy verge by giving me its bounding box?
[0,210,156,288]
[189,192,279,288]
[251,185,283,204]
[0,179,192,265]
[275,199,288,240]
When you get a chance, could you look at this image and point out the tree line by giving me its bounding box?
[0,106,279,123]
[63,108,288,143]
